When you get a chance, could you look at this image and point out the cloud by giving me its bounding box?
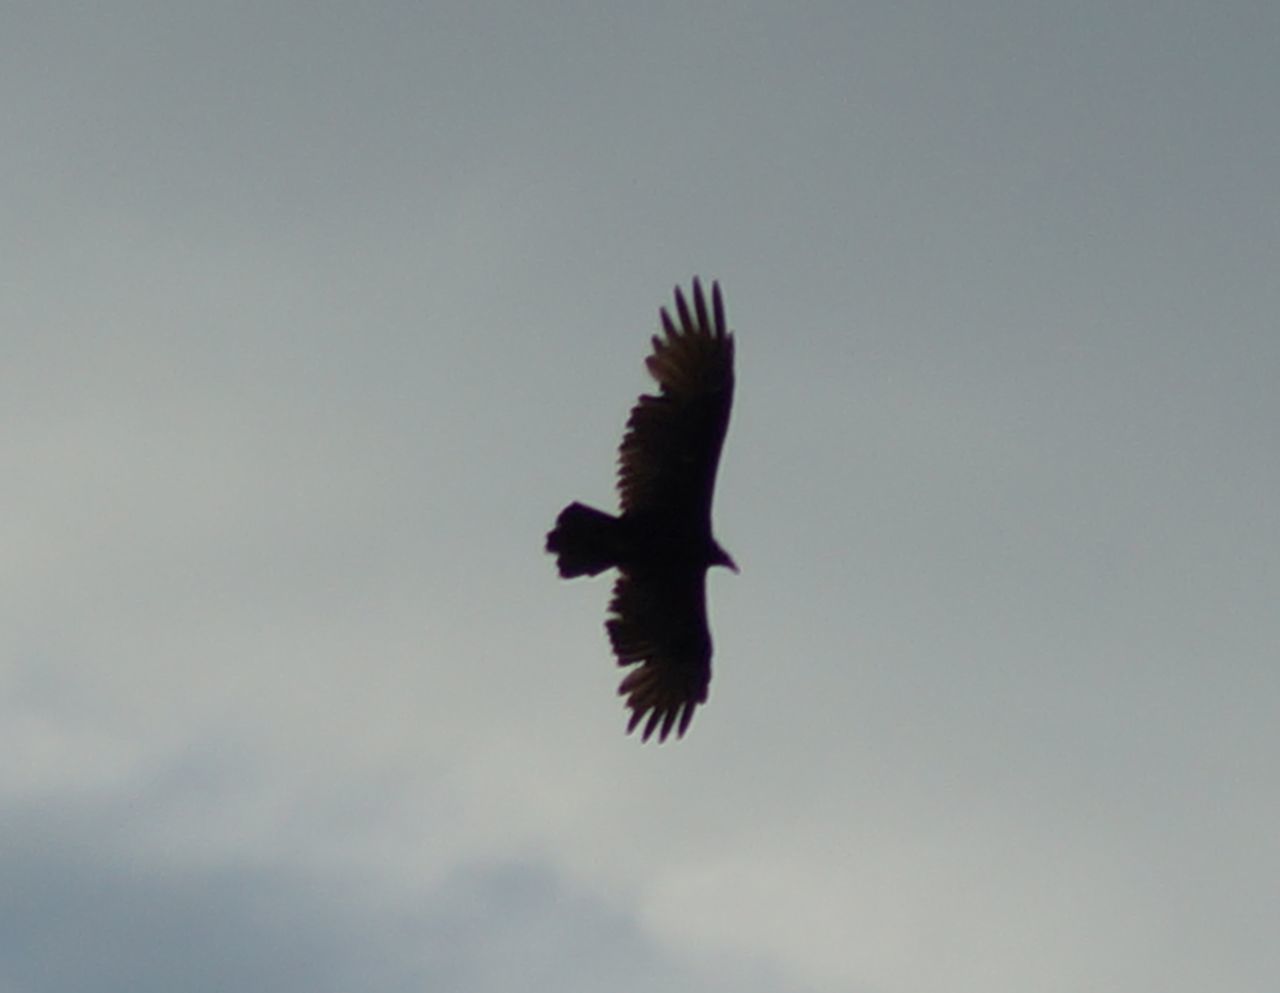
[0,790,806,993]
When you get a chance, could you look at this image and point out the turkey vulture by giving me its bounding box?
[546,278,736,742]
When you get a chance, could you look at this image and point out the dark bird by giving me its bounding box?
[546,278,737,742]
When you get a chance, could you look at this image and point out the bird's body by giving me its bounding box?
[546,279,736,742]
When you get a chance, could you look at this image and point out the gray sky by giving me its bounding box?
[4,3,1278,991]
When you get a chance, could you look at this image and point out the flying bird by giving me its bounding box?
[546,278,737,742]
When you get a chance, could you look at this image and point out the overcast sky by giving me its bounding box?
[4,3,1278,991]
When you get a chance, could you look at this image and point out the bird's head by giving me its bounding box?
[710,539,739,574]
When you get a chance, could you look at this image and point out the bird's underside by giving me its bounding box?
[546,278,736,743]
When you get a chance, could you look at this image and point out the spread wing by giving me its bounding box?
[606,570,712,742]
[617,279,735,519]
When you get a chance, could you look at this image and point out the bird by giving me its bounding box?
[546,278,737,742]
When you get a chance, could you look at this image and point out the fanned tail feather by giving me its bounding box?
[546,502,623,578]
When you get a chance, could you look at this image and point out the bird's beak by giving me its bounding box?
[711,540,738,573]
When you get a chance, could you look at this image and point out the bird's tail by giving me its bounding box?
[546,502,623,578]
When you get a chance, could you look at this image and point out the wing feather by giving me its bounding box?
[607,571,712,742]
[616,279,734,516]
